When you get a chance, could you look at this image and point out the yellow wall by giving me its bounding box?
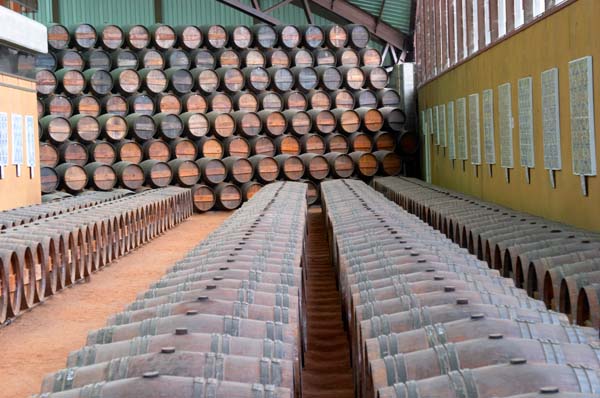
[418,0,600,231]
[0,73,41,211]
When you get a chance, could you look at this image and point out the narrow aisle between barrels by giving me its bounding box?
[302,206,354,398]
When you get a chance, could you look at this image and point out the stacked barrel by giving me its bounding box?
[28,22,409,210]
[372,176,600,330]
[321,179,600,398]
[0,187,192,324]
[33,182,306,398]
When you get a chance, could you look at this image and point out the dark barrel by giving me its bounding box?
[139,159,173,188]
[169,137,197,160]
[112,161,145,190]
[275,154,305,181]
[214,183,243,210]
[84,162,117,191]
[87,140,116,165]
[115,140,143,163]
[324,152,355,178]
[195,158,227,186]
[168,159,200,187]
[350,151,379,177]
[191,184,216,212]
[97,24,124,50]
[196,137,224,159]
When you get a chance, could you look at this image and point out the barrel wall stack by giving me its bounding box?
[30,23,414,211]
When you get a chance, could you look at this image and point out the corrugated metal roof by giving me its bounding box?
[162,0,253,26]
[25,0,52,23]
[260,0,333,26]
[58,0,155,25]
[348,0,412,34]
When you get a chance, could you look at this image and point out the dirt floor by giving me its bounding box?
[0,212,231,398]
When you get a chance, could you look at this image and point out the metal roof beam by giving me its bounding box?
[216,0,282,25]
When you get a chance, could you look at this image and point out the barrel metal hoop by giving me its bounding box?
[79,382,105,398]
[564,325,587,344]
[569,364,600,393]
[516,319,536,339]
[157,304,172,318]
[53,368,76,392]
[192,377,206,398]
[445,343,461,372]
[107,356,130,381]
[590,343,600,365]
[447,369,479,398]
[538,338,566,365]
[224,316,241,336]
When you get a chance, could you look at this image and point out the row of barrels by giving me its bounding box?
[33,182,308,398]
[0,189,132,230]
[320,179,600,398]
[0,187,193,324]
[372,176,600,330]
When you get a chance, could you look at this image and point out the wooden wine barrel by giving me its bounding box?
[231,111,262,138]
[340,66,366,90]
[47,23,70,51]
[275,154,305,181]
[346,24,370,49]
[139,159,173,187]
[112,161,145,190]
[276,25,301,49]
[242,67,270,93]
[349,151,379,177]
[116,140,144,163]
[191,184,216,212]
[223,156,254,184]
[349,131,373,152]
[56,49,84,71]
[176,25,203,51]
[360,48,382,67]
[97,24,124,50]
[137,48,165,70]
[268,67,295,92]
[397,131,419,155]
[283,91,307,111]
[302,25,325,49]
[125,113,156,142]
[56,68,85,96]
[190,68,219,95]
[72,95,101,117]
[87,140,117,165]
[299,153,330,180]
[196,137,224,159]
[258,110,287,137]
[110,68,141,95]
[40,142,59,168]
[377,89,402,108]
[289,48,314,67]
[315,66,343,91]
[307,90,332,110]
[149,24,176,50]
[181,93,207,114]
[179,112,209,139]
[249,155,279,183]
[331,89,355,109]
[201,25,228,50]
[331,108,360,134]
[325,133,350,154]
[196,158,227,185]
[78,70,111,99]
[190,49,216,69]
[83,49,111,71]
[241,181,263,201]
[258,92,283,111]
[380,106,407,132]
[240,49,266,68]
[70,114,100,143]
[357,107,384,132]
[252,24,277,49]
[325,25,348,49]
[207,112,235,139]
[111,49,139,69]
[265,49,291,68]
[292,66,318,92]
[214,183,242,210]
[308,109,336,134]
[374,150,402,175]
[249,136,276,157]
[169,137,197,160]
[123,25,150,49]
[69,23,97,49]
[282,110,311,136]
[98,114,128,142]
[324,152,355,178]
[232,92,259,112]
[37,98,45,118]
[229,25,252,50]
[354,89,377,108]
[56,163,88,193]
[34,69,57,95]
[373,131,396,151]
[275,135,301,155]
[363,66,389,90]
[207,94,233,115]
[40,166,59,193]
[127,94,154,116]
[153,113,183,140]
[217,67,245,94]
[336,48,359,66]
[168,159,200,187]
[40,115,71,144]
[84,162,117,191]
[223,136,250,158]
[313,48,336,67]
[45,94,73,118]
[138,68,168,95]
[302,178,320,205]
[165,68,193,95]
[155,93,182,115]
[216,48,241,68]
[300,134,326,155]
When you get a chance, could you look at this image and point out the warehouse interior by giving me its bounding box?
[0,0,599,397]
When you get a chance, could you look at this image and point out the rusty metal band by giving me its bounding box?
[384,353,408,385]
